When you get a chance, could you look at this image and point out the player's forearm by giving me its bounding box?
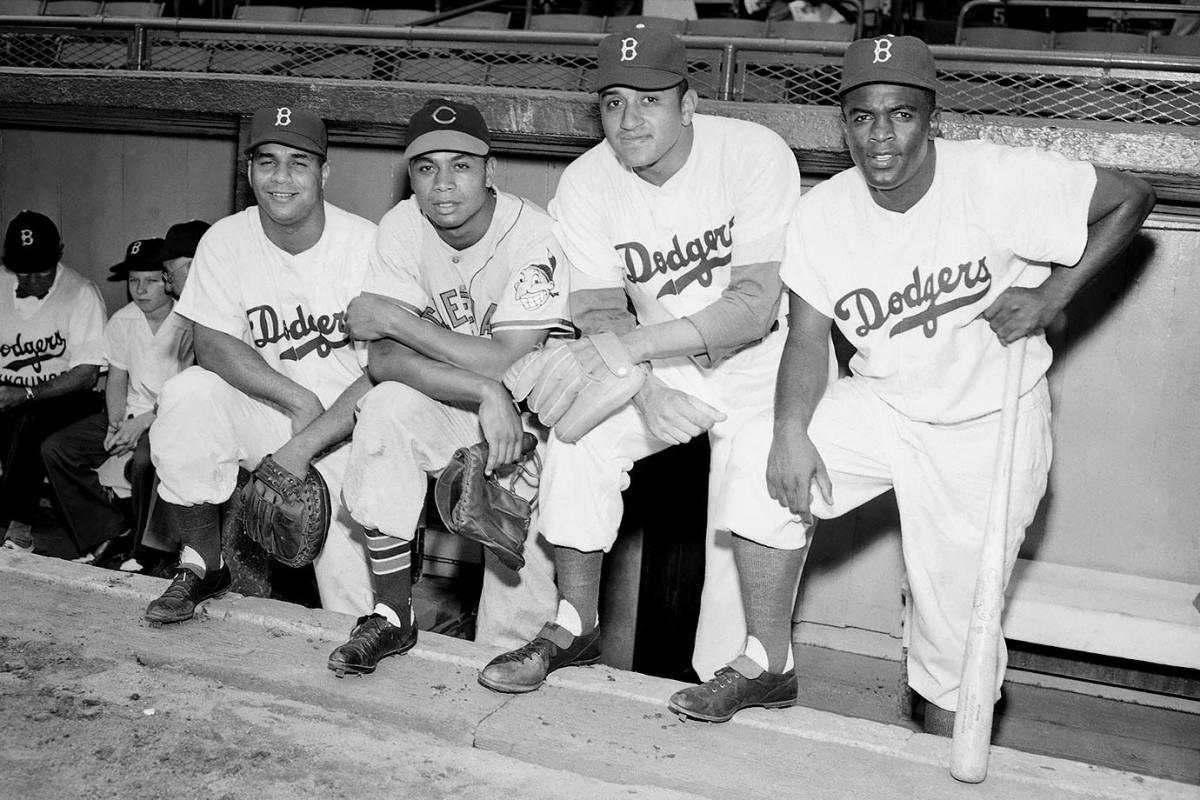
[104,369,129,425]
[28,364,100,402]
[774,294,833,435]
[288,372,372,459]
[685,261,784,366]
[385,312,542,381]
[618,318,708,363]
[193,325,317,416]
[368,339,505,408]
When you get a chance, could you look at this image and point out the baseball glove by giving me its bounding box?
[434,433,538,572]
[238,453,331,568]
[504,331,647,444]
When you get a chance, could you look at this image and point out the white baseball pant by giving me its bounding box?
[718,375,1052,710]
[342,380,557,650]
[538,331,787,681]
[151,366,373,616]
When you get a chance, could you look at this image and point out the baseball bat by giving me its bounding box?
[949,337,1027,784]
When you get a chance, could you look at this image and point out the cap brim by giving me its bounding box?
[404,131,490,161]
[594,67,685,93]
[840,74,939,96]
[246,133,326,158]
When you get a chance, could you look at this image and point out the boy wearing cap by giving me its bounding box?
[478,27,814,712]
[329,98,571,675]
[145,106,376,624]
[41,237,192,562]
[1,210,107,553]
[723,36,1154,730]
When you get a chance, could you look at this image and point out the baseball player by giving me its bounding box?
[144,106,376,624]
[41,237,192,564]
[1,210,106,553]
[478,27,813,707]
[714,36,1155,730]
[331,99,571,675]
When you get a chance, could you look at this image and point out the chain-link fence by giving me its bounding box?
[2,18,1198,125]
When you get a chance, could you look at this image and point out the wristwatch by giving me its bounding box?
[23,385,35,403]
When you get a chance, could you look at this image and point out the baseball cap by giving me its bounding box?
[404,99,491,161]
[3,210,61,274]
[246,106,328,158]
[840,35,938,96]
[593,24,688,93]
[108,237,167,281]
[162,219,210,260]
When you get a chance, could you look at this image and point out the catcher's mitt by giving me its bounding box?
[434,434,537,572]
[238,453,331,568]
[504,331,647,444]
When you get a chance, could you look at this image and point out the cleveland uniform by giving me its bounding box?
[151,202,376,615]
[542,113,803,680]
[343,190,571,649]
[723,139,1097,709]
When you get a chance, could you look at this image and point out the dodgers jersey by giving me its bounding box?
[363,190,572,339]
[0,264,106,388]
[785,138,1097,423]
[104,302,193,417]
[550,114,801,328]
[176,202,375,408]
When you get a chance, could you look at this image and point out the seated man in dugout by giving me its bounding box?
[723,36,1154,731]
[144,106,377,624]
[41,236,194,567]
[1,210,107,555]
[331,99,571,676]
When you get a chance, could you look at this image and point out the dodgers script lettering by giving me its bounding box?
[616,218,735,299]
[248,304,351,361]
[835,257,992,339]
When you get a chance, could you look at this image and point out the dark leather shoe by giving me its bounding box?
[478,622,601,694]
[144,566,232,625]
[667,656,798,723]
[327,613,417,677]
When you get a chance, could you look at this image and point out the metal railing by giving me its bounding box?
[1,14,1198,125]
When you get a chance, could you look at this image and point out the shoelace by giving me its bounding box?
[707,668,743,694]
[491,637,555,666]
[338,616,392,657]
[160,570,201,601]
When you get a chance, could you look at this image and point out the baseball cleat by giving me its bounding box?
[477,622,602,694]
[667,656,798,723]
[327,613,417,677]
[144,566,232,625]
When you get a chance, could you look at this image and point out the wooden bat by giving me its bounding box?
[950,338,1027,784]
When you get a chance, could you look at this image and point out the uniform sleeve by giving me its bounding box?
[549,162,626,289]
[982,145,1097,266]
[102,313,129,371]
[362,207,436,319]
[173,230,249,338]
[489,234,573,338]
[66,281,108,369]
[779,196,837,319]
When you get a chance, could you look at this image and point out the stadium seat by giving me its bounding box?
[527,13,604,32]
[148,42,211,71]
[1151,34,1200,56]
[1053,30,1148,53]
[101,1,163,16]
[605,15,685,33]
[231,4,300,21]
[365,7,429,25]
[488,61,583,90]
[209,45,291,73]
[684,18,765,37]
[642,0,697,20]
[0,1,45,15]
[435,10,511,28]
[957,26,1051,49]
[393,54,487,83]
[765,19,854,41]
[299,6,365,24]
[57,37,128,67]
[292,51,372,77]
[42,1,101,15]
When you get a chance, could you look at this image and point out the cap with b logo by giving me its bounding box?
[246,106,328,158]
[594,23,688,92]
[163,219,210,260]
[404,99,492,161]
[108,237,167,281]
[840,35,938,96]
[3,210,61,274]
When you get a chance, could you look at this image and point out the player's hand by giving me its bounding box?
[270,437,315,480]
[105,413,153,456]
[981,286,1065,345]
[632,375,726,445]
[345,294,405,342]
[0,386,25,411]
[285,390,325,436]
[477,381,524,475]
[766,424,832,525]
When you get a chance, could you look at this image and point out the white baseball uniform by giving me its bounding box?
[542,113,803,680]
[0,264,106,388]
[151,202,377,616]
[721,138,1097,709]
[342,190,572,649]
